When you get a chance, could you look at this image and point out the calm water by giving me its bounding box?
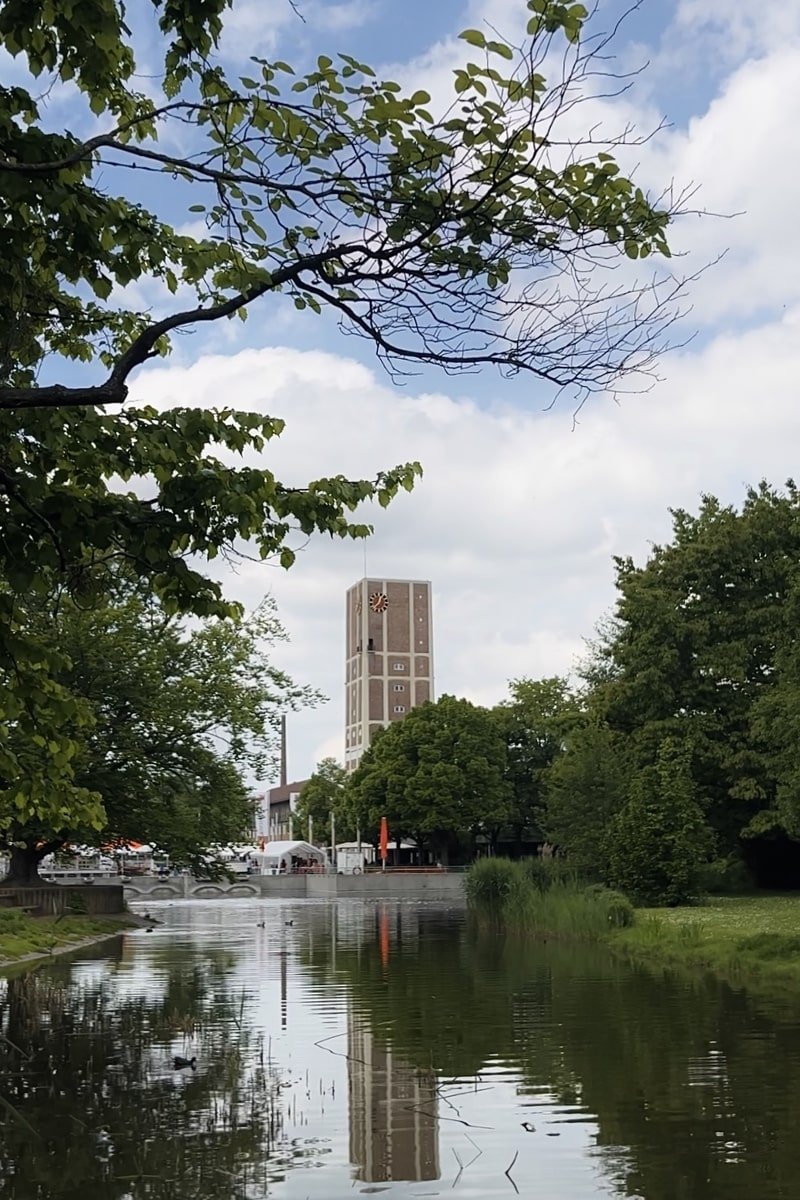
[2,901,800,1198]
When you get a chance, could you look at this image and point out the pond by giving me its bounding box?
[1,900,800,1198]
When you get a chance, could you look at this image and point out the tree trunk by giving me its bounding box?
[1,845,50,887]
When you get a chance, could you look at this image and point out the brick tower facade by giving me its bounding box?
[345,579,433,772]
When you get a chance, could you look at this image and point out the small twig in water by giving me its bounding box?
[505,1150,520,1194]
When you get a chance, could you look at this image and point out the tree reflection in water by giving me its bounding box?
[299,902,800,1200]
[0,942,285,1198]
[5,906,800,1200]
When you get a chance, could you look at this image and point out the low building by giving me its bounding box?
[254,779,310,842]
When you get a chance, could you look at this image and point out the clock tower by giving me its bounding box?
[345,578,434,772]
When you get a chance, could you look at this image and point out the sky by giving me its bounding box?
[24,0,800,787]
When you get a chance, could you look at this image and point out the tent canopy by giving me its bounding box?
[254,840,325,864]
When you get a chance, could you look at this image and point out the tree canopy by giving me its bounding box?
[606,738,711,906]
[291,757,354,844]
[497,675,580,843]
[1,580,317,882]
[1,0,680,412]
[544,719,630,878]
[349,695,510,860]
[591,482,800,856]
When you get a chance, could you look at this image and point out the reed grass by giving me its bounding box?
[466,858,634,939]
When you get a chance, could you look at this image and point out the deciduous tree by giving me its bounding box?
[592,482,800,856]
[349,696,510,861]
[606,738,711,906]
[496,676,580,847]
[544,720,630,877]
[1,582,317,883]
[291,758,354,844]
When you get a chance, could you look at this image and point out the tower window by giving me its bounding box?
[392,683,405,692]
[393,705,406,713]
[392,662,405,671]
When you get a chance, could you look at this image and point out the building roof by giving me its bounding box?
[267,779,310,803]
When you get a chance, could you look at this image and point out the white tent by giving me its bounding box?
[252,840,327,875]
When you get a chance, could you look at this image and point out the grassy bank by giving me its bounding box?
[0,909,134,968]
[615,895,800,990]
[467,860,800,992]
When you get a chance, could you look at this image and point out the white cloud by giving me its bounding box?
[134,293,800,783]
[672,0,800,64]
[220,0,376,60]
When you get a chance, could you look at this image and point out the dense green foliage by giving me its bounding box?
[595,482,800,853]
[291,758,355,844]
[0,0,680,841]
[349,695,511,860]
[606,739,711,905]
[1,581,316,882]
[497,676,580,844]
[530,482,800,898]
[544,720,629,878]
[467,856,634,935]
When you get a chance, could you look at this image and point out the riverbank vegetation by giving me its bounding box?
[467,858,800,990]
[0,909,133,968]
[466,857,634,938]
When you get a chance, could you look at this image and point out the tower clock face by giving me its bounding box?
[369,591,388,613]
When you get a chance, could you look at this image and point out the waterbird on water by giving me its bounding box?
[521,1122,536,1133]
[257,920,266,928]
[285,920,294,927]
[173,1056,197,1070]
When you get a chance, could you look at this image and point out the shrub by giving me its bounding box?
[467,859,635,937]
[584,884,635,928]
[465,857,520,910]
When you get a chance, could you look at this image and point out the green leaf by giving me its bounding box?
[460,28,487,48]
[486,40,513,60]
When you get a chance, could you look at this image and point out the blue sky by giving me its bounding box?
[18,0,800,783]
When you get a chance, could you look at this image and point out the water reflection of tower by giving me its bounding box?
[347,1005,440,1182]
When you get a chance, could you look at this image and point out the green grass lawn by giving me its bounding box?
[614,894,800,990]
[0,908,133,967]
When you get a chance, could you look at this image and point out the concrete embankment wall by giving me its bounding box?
[124,872,465,903]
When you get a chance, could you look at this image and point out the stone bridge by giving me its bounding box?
[124,872,465,903]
